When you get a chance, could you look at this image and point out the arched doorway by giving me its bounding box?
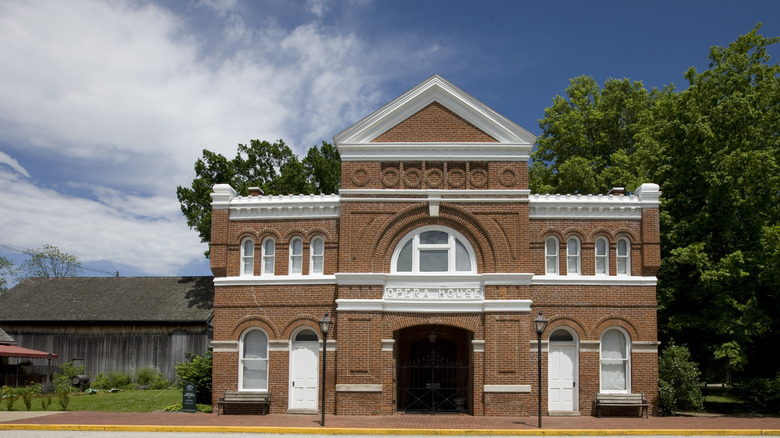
[548,327,578,412]
[395,325,472,414]
[288,328,319,413]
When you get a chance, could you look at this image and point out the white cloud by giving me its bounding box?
[0,0,444,276]
[0,151,30,178]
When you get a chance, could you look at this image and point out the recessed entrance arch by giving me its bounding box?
[395,325,473,414]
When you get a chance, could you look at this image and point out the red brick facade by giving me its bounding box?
[210,75,660,417]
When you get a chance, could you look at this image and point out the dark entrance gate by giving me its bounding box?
[396,325,472,414]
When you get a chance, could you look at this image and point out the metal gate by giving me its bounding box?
[397,350,471,413]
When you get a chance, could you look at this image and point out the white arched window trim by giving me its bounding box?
[261,237,275,276]
[289,237,303,275]
[545,236,559,275]
[239,328,269,391]
[391,226,477,274]
[566,237,580,276]
[599,327,631,393]
[616,237,631,276]
[595,237,609,276]
[240,237,254,276]
[310,236,325,275]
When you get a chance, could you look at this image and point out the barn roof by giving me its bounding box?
[0,276,213,323]
[0,327,16,345]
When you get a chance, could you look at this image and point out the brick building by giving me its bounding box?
[209,75,660,417]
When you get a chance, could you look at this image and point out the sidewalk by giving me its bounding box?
[2,411,780,435]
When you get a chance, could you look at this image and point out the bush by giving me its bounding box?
[41,393,52,411]
[18,385,35,410]
[55,383,70,410]
[163,402,212,413]
[175,350,212,405]
[54,361,86,387]
[135,368,170,390]
[2,386,20,411]
[733,376,780,413]
[658,342,704,414]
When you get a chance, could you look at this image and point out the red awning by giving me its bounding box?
[0,345,58,359]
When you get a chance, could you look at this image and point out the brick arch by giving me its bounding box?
[613,228,639,244]
[257,228,282,242]
[591,315,639,341]
[537,227,564,243]
[283,228,307,242]
[545,315,589,340]
[588,227,614,242]
[562,227,587,241]
[234,229,259,244]
[231,315,279,340]
[281,314,323,340]
[371,203,496,273]
[385,313,482,337]
[305,228,332,242]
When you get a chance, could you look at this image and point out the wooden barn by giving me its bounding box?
[0,276,213,385]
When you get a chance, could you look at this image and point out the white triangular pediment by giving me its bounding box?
[334,75,535,162]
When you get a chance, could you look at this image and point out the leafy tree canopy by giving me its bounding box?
[176,140,341,251]
[15,244,82,281]
[0,256,12,294]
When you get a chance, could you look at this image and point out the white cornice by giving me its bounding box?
[531,276,658,286]
[228,193,340,220]
[339,189,530,203]
[529,183,661,219]
[214,275,337,286]
[336,298,532,313]
[337,143,531,162]
[333,75,536,147]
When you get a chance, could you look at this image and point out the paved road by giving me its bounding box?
[0,434,761,438]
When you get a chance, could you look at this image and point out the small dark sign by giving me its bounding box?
[181,383,197,413]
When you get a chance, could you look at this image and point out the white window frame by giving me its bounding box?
[239,328,269,391]
[391,226,476,274]
[310,236,324,275]
[240,237,254,276]
[616,237,630,276]
[595,237,609,276]
[545,236,559,275]
[261,237,275,276]
[289,237,303,275]
[566,237,580,276]
[599,327,631,394]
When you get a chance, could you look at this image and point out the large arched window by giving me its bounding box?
[240,328,269,391]
[545,237,559,275]
[289,237,303,275]
[616,237,630,276]
[261,237,275,275]
[240,238,254,276]
[600,328,630,393]
[310,236,324,275]
[392,227,475,274]
[595,237,609,275]
[566,237,580,275]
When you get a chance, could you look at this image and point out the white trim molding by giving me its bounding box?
[210,340,238,353]
[337,298,532,313]
[632,341,661,353]
[472,340,485,353]
[268,340,288,351]
[381,339,395,352]
[484,385,531,393]
[214,275,337,286]
[335,384,383,392]
[531,276,658,286]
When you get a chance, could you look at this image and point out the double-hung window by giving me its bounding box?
[289,238,303,274]
[240,329,268,391]
[240,238,254,276]
[310,237,324,274]
[545,237,559,275]
[595,237,609,275]
[261,237,275,275]
[567,237,580,275]
[617,238,630,276]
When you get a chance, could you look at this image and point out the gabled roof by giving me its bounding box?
[0,277,213,323]
[0,327,15,345]
[334,75,536,162]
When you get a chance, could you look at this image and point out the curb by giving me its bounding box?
[1,425,780,435]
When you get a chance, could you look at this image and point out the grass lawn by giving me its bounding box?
[7,389,183,413]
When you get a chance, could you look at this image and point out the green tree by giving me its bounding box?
[0,256,12,294]
[15,244,82,281]
[176,140,341,252]
[641,23,780,378]
[175,350,212,405]
[531,75,658,194]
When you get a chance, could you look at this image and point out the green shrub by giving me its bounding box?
[104,371,133,389]
[19,385,34,410]
[175,350,212,404]
[733,376,780,413]
[55,383,70,410]
[658,342,704,414]
[41,394,52,411]
[2,386,20,411]
[135,368,170,390]
[54,361,86,387]
[163,402,212,413]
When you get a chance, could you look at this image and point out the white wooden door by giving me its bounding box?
[289,342,319,411]
[548,343,577,411]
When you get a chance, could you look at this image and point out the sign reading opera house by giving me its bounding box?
[209,75,661,417]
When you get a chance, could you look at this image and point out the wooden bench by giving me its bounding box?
[217,391,271,415]
[595,393,648,418]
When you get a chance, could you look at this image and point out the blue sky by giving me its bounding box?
[0,0,778,283]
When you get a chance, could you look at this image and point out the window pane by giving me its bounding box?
[264,257,274,275]
[601,360,627,391]
[397,240,412,272]
[295,330,319,342]
[550,329,574,342]
[292,239,302,255]
[596,239,607,255]
[546,238,557,255]
[244,330,268,359]
[291,256,302,274]
[596,258,607,274]
[243,240,254,257]
[263,239,275,255]
[312,238,323,255]
[617,258,628,275]
[455,239,471,271]
[617,239,628,255]
[420,249,448,272]
[420,231,448,244]
[567,238,579,256]
[602,330,626,359]
[242,359,268,390]
[312,256,323,273]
